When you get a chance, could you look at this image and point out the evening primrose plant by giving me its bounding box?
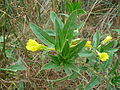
[26,11,119,89]
[27,10,87,72]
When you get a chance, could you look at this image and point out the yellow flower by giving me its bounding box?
[85,41,92,48]
[102,36,112,44]
[26,39,47,52]
[98,52,109,61]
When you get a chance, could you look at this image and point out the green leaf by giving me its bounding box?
[66,2,73,13]
[66,1,85,14]
[69,40,87,59]
[85,76,101,90]
[50,12,64,29]
[44,29,56,36]
[109,60,119,75]
[76,21,85,30]
[102,41,114,51]
[64,61,79,74]
[62,40,70,58]
[73,1,82,10]
[0,68,16,71]
[111,76,120,85]
[7,64,26,71]
[113,40,119,48]
[55,19,64,52]
[0,36,4,42]
[5,49,14,59]
[41,61,59,70]
[0,60,26,72]
[79,48,97,62]
[78,48,94,57]
[49,54,60,65]
[112,29,120,34]
[63,10,78,43]
[76,9,86,14]
[29,23,55,47]
[107,49,118,53]
[93,31,100,48]
[64,63,71,74]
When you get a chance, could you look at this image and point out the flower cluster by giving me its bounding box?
[84,35,112,62]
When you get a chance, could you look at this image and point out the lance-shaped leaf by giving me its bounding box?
[0,60,26,72]
[74,9,86,15]
[50,11,64,29]
[63,10,78,43]
[93,31,100,48]
[69,40,86,59]
[29,23,55,47]
[49,54,60,65]
[76,21,85,30]
[44,29,56,36]
[66,2,73,13]
[62,40,70,58]
[41,61,59,70]
[102,41,114,52]
[78,48,94,57]
[55,19,64,52]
